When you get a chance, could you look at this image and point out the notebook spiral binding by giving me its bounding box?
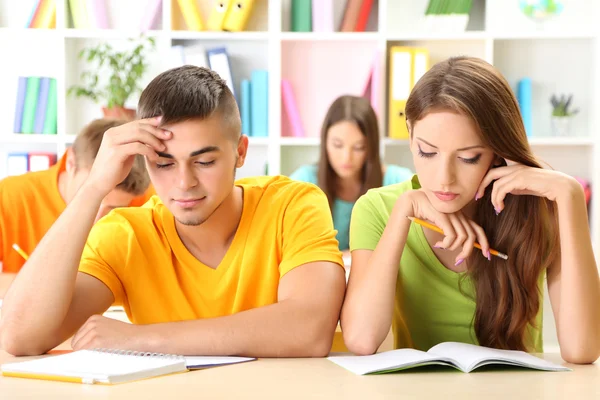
[93,348,185,361]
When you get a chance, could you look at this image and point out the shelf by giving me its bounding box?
[280,137,320,146]
[63,29,164,39]
[387,31,488,41]
[281,32,380,42]
[0,134,60,144]
[170,31,270,41]
[248,137,270,146]
[528,137,594,146]
[383,138,410,145]
[489,31,596,40]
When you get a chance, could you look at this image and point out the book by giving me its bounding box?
[7,153,29,176]
[340,0,362,32]
[140,0,162,31]
[206,47,236,99]
[1,349,256,385]
[311,0,333,32]
[33,77,51,134]
[328,342,571,375]
[21,77,41,134]
[207,0,231,31]
[281,79,304,137]
[291,0,311,32]
[222,0,255,32]
[355,0,374,31]
[241,79,251,136]
[87,0,109,29]
[517,77,533,137]
[250,70,268,137]
[42,78,58,134]
[13,77,28,133]
[176,0,204,31]
[69,0,89,29]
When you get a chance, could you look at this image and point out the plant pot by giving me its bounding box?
[551,116,572,137]
[102,106,136,121]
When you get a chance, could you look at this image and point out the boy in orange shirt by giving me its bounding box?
[0,119,154,274]
[1,66,346,357]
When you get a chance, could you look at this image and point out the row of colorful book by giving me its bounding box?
[68,0,162,30]
[25,0,56,28]
[170,45,268,137]
[6,153,57,177]
[13,77,58,135]
[291,0,375,32]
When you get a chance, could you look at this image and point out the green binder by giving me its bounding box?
[21,77,41,134]
[43,79,58,135]
[291,0,311,32]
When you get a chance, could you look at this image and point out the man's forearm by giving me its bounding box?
[141,301,338,358]
[0,184,104,352]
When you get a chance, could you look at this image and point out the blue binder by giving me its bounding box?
[250,70,268,138]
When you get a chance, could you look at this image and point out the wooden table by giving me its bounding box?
[0,349,598,399]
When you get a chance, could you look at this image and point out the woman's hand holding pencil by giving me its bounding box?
[398,190,499,265]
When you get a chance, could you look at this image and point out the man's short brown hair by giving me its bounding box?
[137,66,241,140]
[72,118,150,196]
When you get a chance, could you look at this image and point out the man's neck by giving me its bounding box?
[175,186,244,259]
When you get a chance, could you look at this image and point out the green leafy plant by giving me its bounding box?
[68,36,156,109]
[550,94,579,117]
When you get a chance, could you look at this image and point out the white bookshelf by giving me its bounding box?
[0,0,598,353]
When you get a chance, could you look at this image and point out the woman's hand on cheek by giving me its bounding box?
[401,190,490,263]
[475,164,581,213]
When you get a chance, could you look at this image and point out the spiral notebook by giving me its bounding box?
[1,349,255,385]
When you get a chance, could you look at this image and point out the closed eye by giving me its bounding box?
[417,145,436,158]
[156,163,174,169]
[460,154,482,165]
[196,160,215,166]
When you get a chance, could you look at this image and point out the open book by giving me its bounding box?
[1,349,255,384]
[328,342,571,374]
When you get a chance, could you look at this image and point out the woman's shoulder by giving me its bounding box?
[289,164,318,185]
[358,174,418,211]
[383,164,414,186]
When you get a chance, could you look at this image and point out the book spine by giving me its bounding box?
[281,79,304,138]
[13,77,28,133]
[355,0,374,32]
[26,0,41,28]
[21,77,41,134]
[250,70,268,137]
[42,79,58,134]
[176,0,204,31]
[312,0,333,33]
[241,79,251,136]
[140,0,163,31]
[33,77,51,133]
[340,0,363,32]
[517,78,532,137]
[291,0,311,32]
[88,0,109,29]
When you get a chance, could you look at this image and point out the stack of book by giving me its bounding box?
[424,0,474,32]
[13,77,58,135]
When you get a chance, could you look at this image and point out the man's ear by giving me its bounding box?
[65,147,77,174]
[236,135,249,168]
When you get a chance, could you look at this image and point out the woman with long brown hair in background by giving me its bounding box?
[340,56,600,364]
[290,95,412,255]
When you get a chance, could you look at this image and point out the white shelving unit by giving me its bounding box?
[1,0,599,352]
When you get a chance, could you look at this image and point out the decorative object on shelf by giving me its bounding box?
[424,0,473,32]
[519,0,564,23]
[67,36,156,120]
[550,94,578,137]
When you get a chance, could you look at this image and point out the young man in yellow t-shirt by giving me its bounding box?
[1,66,346,358]
[0,119,154,275]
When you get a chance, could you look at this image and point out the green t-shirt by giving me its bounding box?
[350,175,543,352]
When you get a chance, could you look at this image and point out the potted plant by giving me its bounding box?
[550,94,579,137]
[68,36,156,120]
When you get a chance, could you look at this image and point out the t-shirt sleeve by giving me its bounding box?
[279,183,344,277]
[349,192,387,251]
[289,165,318,185]
[383,165,414,186]
[79,214,130,305]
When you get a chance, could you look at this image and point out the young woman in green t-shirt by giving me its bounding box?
[341,56,600,364]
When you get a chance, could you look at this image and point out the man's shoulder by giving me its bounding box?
[0,170,55,206]
[95,196,162,234]
[237,175,325,205]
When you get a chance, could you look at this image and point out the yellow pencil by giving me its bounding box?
[12,244,29,261]
[407,217,508,260]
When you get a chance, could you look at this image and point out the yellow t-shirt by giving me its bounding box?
[0,155,155,273]
[79,176,344,324]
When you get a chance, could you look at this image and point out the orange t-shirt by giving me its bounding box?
[79,176,344,324]
[0,156,154,273]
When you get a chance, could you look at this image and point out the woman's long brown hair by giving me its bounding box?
[317,95,383,212]
[405,56,560,351]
